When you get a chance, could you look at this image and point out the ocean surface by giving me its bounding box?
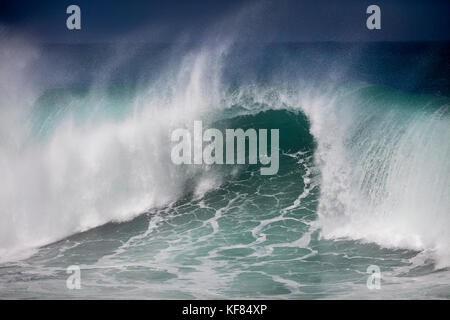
[0,41,449,299]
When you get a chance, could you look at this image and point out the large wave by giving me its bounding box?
[0,31,449,272]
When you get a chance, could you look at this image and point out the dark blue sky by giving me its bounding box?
[0,0,449,42]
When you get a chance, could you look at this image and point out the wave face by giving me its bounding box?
[0,39,449,299]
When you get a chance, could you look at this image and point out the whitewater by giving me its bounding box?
[0,27,449,298]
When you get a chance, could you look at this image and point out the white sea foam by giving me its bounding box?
[0,34,231,261]
[298,85,450,269]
